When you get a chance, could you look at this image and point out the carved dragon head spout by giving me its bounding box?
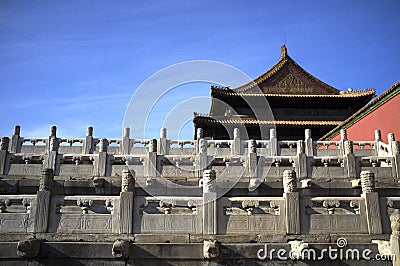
[203,240,219,259]
[17,239,40,258]
[112,240,130,259]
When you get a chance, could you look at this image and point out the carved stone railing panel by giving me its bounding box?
[353,141,376,156]
[111,155,145,177]
[169,140,196,155]
[360,156,395,181]
[20,138,47,154]
[48,195,119,234]
[6,153,45,176]
[58,138,84,154]
[278,141,298,156]
[302,197,367,234]
[58,154,95,177]
[0,195,36,233]
[134,196,202,234]
[308,156,346,179]
[262,156,295,180]
[218,197,285,234]
[313,141,341,157]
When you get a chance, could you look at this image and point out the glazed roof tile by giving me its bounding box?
[211,45,375,97]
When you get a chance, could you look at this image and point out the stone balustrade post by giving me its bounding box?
[361,170,382,234]
[83,126,95,154]
[344,141,356,179]
[158,128,169,155]
[304,129,313,156]
[146,139,157,178]
[269,128,277,156]
[34,168,53,233]
[197,139,208,179]
[387,133,400,180]
[339,129,348,156]
[122,127,131,155]
[283,170,300,234]
[374,129,382,156]
[119,169,135,234]
[196,128,203,140]
[203,170,217,235]
[47,126,59,171]
[392,141,400,180]
[248,139,257,178]
[232,128,241,155]
[0,137,9,174]
[248,140,261,191]
[390,209,400,266]
[10,125,21,153]
[96,138,109,176]
[296,140,307,179]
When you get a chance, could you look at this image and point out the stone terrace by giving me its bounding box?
[0,125,399,265]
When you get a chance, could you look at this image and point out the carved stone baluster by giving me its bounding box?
[39,168,53,191]
[196,128,203,139]
[0,198,10,213]
[0,137,9,151]
[232,128,241,155]
[10,125,21,153]
[121,169,135,192]
[158,127,169,155]
[283,170,300,234]
[361,170,382,234]
[361,170,375,193]
[35,168,52,233]
[203,170,217,234]
[0,137,9,174]
[146,139,157,179]
[119,168,135,234]
[390,209,400,266]
[283,170,297,193]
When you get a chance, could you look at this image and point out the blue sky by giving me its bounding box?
[0,1,399,139]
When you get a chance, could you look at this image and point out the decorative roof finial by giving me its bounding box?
[281,44,287,58]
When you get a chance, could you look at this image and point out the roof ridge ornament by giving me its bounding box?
[281,44,288,58]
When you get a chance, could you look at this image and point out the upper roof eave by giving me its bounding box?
[319,81,400,140]
[211,87,376,98]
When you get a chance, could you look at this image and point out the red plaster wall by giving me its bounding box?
[331,93,400,142]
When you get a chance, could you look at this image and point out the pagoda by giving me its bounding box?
[193,45,376,140]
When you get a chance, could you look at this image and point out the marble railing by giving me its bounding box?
[0,126,399,184]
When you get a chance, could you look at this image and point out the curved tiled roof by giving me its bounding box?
[235,48,339,94]
[211,45,375,98]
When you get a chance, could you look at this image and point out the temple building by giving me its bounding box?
[321,81,400,142]
[193,45,376,140]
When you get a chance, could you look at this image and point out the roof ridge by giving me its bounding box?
[234,46,340,94]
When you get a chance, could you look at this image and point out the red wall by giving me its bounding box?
[331,93,400,142]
